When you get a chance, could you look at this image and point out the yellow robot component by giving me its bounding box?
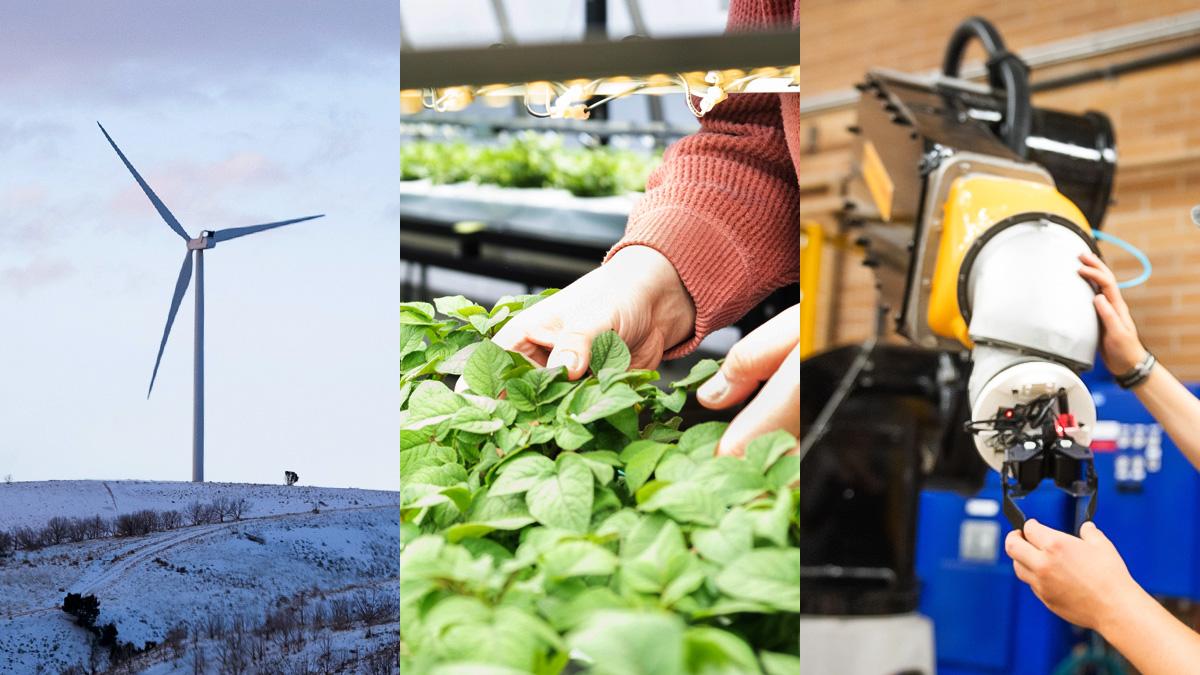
[927,175,1092,347]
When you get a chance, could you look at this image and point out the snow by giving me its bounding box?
[0,480,398,674]
[0,479,397,531]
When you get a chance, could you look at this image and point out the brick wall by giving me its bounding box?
[800,0,1200,379]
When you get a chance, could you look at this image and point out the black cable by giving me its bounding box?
[941,16,1031,158]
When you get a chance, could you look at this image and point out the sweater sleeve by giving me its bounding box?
[605,0,799,358]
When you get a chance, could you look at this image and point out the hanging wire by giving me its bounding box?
[1093,230,1152,289]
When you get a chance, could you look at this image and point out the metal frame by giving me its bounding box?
[400,29,799,90]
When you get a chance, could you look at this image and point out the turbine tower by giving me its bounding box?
[99,122,323,482]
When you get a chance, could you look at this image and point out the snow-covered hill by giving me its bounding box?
[0,480,399,674]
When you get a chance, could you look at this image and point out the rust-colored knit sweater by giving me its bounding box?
[606,0,801,358]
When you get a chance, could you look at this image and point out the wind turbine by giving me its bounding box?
[98,122,323,482]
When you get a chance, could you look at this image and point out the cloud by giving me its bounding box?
[0,2,399,102]
[107,152,290,226]
[0,118,71,154]
[0,257,75,293]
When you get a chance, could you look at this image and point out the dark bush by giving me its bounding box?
[160,510,183,529]
[13,526,43,550]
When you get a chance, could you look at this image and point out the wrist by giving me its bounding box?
[1111,344,1148,375]
[1096,581,1154,638]
[608,245,696,347]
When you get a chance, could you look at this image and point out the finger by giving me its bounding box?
[545,330,594,380]
[1078,260,1132,321]
[1013,559,1039,586]
[1005,530,1047,569]
[714,346,800,457]
[532,314,613,381]
[1079,521,1108,543]
[699,305,799,409]
[493,316,555,366]
[1022,518,1072,550]
[1093,294,1125,333]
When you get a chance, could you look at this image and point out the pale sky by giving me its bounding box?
[0,2,400,490]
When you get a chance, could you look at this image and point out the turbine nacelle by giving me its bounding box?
[187,231,217,250]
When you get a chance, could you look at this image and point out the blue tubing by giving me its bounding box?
[1093,230,1152,289]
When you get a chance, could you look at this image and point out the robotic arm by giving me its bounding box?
[844,17,1115,531]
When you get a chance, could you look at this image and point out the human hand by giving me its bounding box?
[1078,252,1147,373]
[489,245,695,379]
[697,304,800,457]
[1005,519,1144,631]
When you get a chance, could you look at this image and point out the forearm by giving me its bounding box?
[1100,586,1200,675]
[1131,364,1200,471]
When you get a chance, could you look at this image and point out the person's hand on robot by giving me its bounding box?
[1005,519,1144,632]
[1078,252,1147,374]
[487,243,799,458]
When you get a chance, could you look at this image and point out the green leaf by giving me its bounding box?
[447,407,504,434]
[589,330,631,374]
[714,548,801,612]
[568,611,685,675]
[554,418,593,450]
[684,627,762,675]
[505,378,538,411]
[658,387,687,413]
[692,509,754,566]
[693,457,770,505]
[526,453,594,533]
[466,490,533,525]
[405,380,464,429]
[752,490,795,548]
[540,540,618,579]
[579,451,618,486]
[435,294,486,319]
[678,421,728,458]
[605,406,640,439]
[490,454,556,496]
[765,455,799,490]
[435,342,479,376]
[400,324,427,359]
[400,443,456,476]
[400,301,436,325]
[540,586,625,632]
[619,440,672,493]
[638,481,723,526]
[671,359,720,389]
[653,453,697,483]
[463,339,509,398]
[759,651,801,675]
[570,383,642,424]
[745,430,797,472]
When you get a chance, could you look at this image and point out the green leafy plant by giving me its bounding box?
[400,132,662,198]
[401,293,800,674]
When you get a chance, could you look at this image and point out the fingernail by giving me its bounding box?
[546,350,580,375]
[698,372,729,403]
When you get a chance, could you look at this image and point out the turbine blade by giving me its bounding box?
[148,251,194,398]
[211,215,324,243]
[97,122,191,242]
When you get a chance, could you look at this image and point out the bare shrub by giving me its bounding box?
[187,501,210,526]
[329,598,354,630]
[13,526,43,550]
[160,510,184,530]
[228,497,249,521]
[43,516,71,545]
[205,612,227,640]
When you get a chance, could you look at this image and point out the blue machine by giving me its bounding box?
[1087,380,1200,600]
[916,376,1200,674]
[916,472,1075,674]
